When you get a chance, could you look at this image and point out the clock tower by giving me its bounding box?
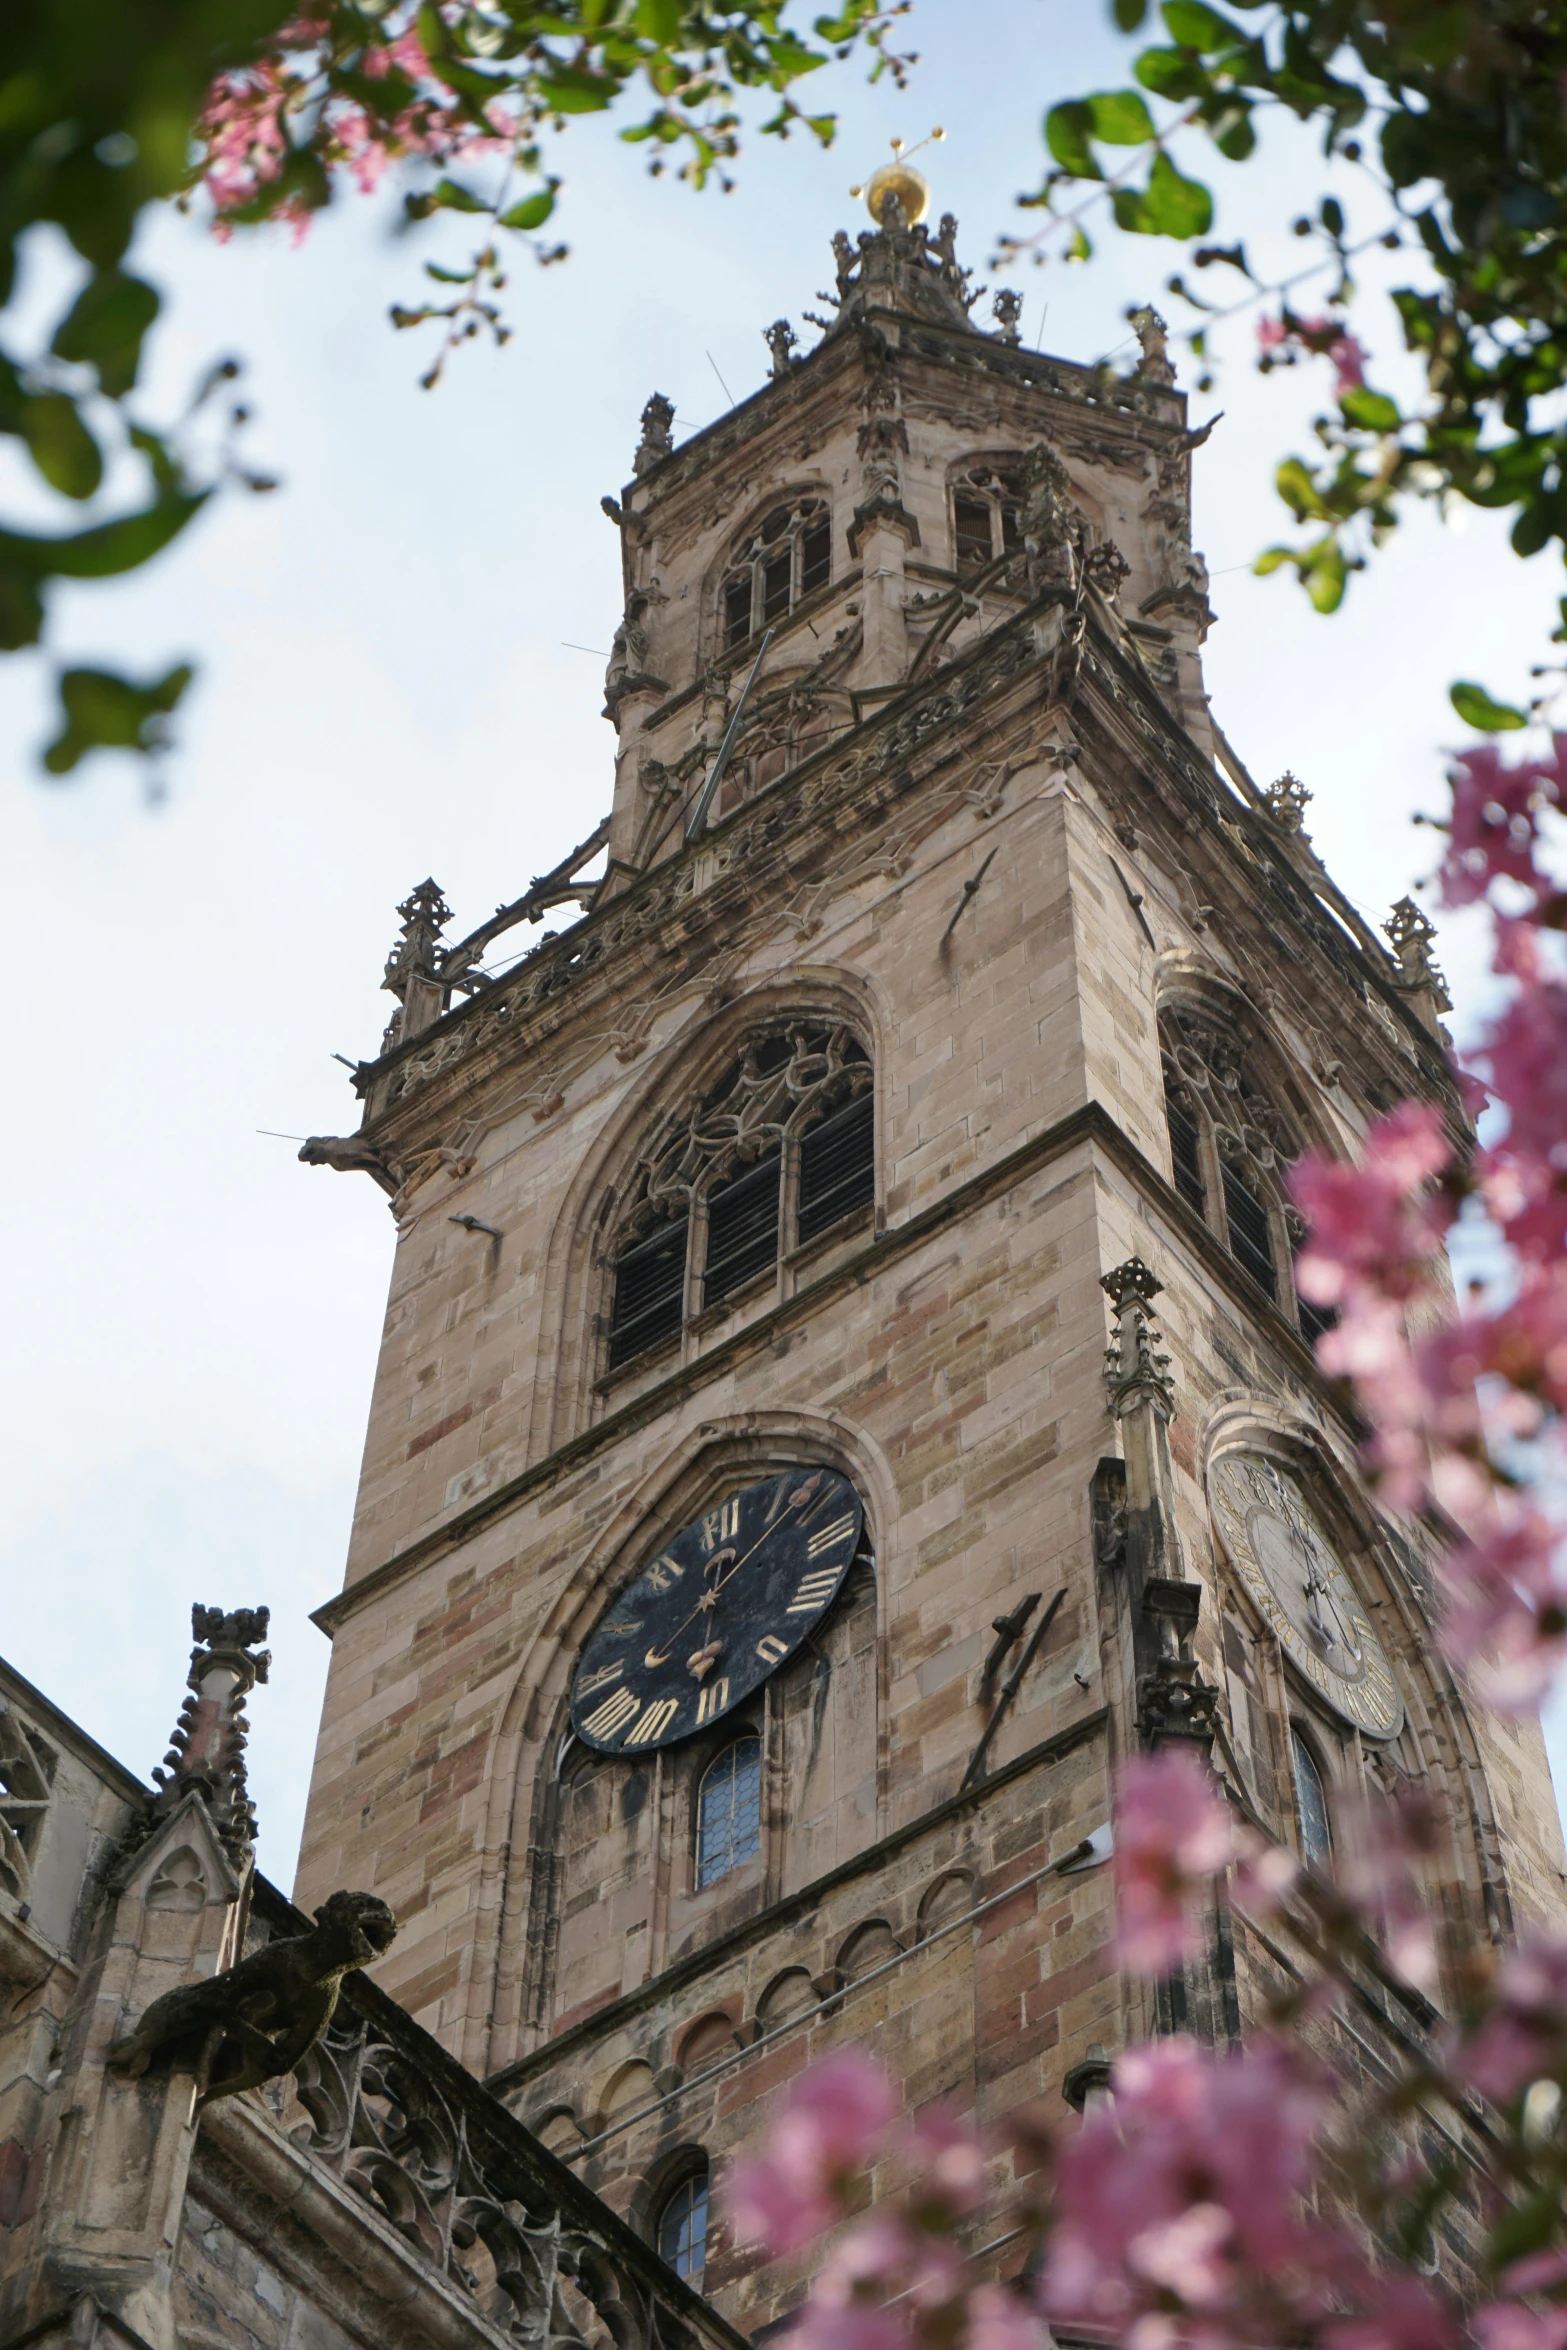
[295,184,1565,2332]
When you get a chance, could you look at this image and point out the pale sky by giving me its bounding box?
[1,0,1560,1887]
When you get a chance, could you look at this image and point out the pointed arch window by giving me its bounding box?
[606,1024,874,1370]
[1158,1002,1331,1341]
[720,497,832,653]
[950,460,1023,574]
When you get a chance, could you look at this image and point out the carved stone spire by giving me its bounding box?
[1101,1256,1175,1424]
[147,1605,272,1866]
[1262,771,1312,834]
[381,877,452,1049]
[1129,302,1176,387]
[633,391,675,475]
[815,203,978,338]
[1384,893,1453,1031]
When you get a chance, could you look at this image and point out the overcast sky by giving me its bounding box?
[1,0,1559,1889]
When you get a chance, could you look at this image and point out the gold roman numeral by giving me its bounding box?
[756,1633,788,1665]
[625,1696,681,1746]
[644,1554,684,1593]
[576,1660,624,1698]
[787,1567,841,1614]
[805,1512,856,1559]
[696,1677,731,1725]
[701,1497,741,1550]
[582,1687,639,1740]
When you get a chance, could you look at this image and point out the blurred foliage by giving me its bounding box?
[2,1,902,776]
[1030,0,1567,668]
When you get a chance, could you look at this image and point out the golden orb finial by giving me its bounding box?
[849,127,945,227]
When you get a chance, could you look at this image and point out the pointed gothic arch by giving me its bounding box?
[1199,1394,1515,1979]
[524,966,889,1459]
[470,1407,899,2077]
[1156,978,1336,1343]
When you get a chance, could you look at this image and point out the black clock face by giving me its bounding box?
[569,1469,865,1755]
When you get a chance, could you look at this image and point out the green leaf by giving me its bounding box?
[0,564,45,650]
[43,661,194,775]
[1320,194,1344,237]
[50,269,160,399]
[1253,545,1291,575]
[1114,0,1149,24]
[1135,45,1208,99]
[1088,89,1155,144]
[1340,386,1401,432]
[431,177,489,213]
[1065,225,1093,263]
[425,261,475,283]
[1450,680,1528,731]
[1162,0,1243,50]
[1115,148,1213,237]
[635,0,684,33]
[1275,456,1327,519]
[1210,103,1255,159]
[20,392,103,499]
[1304,537,1347,612]
[0,490,207,582]
[1045,100,1101,179]
[537,64,618,112]
[499,187,557,230]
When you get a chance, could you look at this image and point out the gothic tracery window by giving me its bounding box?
[1158,1003,1332,1341]
[606,1023,875,1370]
[720,496,832,653]
[950,460,1023,574]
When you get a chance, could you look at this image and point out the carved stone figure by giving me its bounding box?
[1129,302,1177,387]
[109,1888,398,2104]
[1018,441,1078,591]
[764,319,799,378]
[633,392,675,475]
[992,288,1023,344]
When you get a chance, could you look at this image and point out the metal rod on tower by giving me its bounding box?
[684,626,775,842]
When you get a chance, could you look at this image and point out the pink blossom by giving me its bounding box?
[961,2284,1050,2350]
[1441,1506,1567,1711]
[1474,964,1567,1175]
[1459,1932,1567,2100]
[1325,2271,1459,2350]
[726,2052,896,2252]
[907,2106,987,2217]
[1477,2307,1567,2350]
[1043,2037,1331,2339]
[1113,1749,1234,1975]
[1256,311,1370,394]
[1441,737,1563,908]
[1290,1103,1454,1309]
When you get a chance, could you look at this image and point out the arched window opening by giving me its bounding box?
[607,1212,688,1371]
[697,1738,761,1888]
[721,498,832,653]
[1158,1004,1326,1333]
[951,461,1023,574]
[605,1024,874,1369]
[656,2167,710,2282]
[1291,1727,1332,1868]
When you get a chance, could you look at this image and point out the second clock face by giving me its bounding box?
[569,1468,864,1755]
[1209,1453,1403,1740]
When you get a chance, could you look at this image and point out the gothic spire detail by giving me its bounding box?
[1101,1257,1176,1423]
[146,1605,272,1866]
[812,201,980,338]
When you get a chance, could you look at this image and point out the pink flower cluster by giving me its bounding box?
[1286,726,1567,1710]
[1258,310,1369,395]
[194,10,516,236]
[728,2056,1047,2350]
[1113,1749,1234,1974]
[1042,2037,1349,2348]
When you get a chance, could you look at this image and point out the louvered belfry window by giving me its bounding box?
[606,1023,874,1369]
[1158,1002,1328,1341]
[720,497,832,653]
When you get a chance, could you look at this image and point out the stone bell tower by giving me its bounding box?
[295,179,1564,2334]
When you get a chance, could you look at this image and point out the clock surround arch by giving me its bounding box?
[476,1408,896,2071]
[1199,1393,1513,1955]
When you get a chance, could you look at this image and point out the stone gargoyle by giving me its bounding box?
[108,1889,397,2105]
